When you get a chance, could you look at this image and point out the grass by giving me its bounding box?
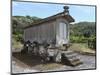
[12,38,23,52]
[69,43,95,55]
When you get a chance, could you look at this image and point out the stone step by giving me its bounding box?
[68,57,79,61]
[71,60,83,66]
[70,59,80,63]
[64,53,78,58]
[62,50,74,54]
[61,51,82,66]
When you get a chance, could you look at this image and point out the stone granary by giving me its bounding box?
[23,6,82,66]
[24,6,74,47]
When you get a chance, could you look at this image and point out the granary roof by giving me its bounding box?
[24,6,75,29]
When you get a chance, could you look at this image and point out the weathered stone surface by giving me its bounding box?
[54,51,61,62]
[61,50,82,66]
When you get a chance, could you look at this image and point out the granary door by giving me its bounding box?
[57,22,68,46]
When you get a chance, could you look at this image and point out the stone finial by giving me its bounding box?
[63,6,69,14]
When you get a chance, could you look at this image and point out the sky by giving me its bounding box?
[12,1,96,23]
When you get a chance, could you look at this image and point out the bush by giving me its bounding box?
[70,36,87,43]
[87,35,96,49]
[13,33,23,42]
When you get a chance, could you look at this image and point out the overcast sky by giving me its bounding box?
[12,1,96,23]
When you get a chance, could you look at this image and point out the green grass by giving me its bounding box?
[69,43,95,54]
[12,38,23,49]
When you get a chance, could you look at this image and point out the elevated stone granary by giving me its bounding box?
[24,6,74,46]
[23,6,82,66]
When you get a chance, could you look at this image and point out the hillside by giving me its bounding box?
[70,22,96,43]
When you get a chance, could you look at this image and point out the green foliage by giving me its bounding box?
[70,22,96,41]
[12,16,41,28]
[70,36,86,43]
[87,35,96,49]
[70,22,96,37]
[70,22,96,49]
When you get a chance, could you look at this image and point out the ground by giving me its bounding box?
[12,43,96,74]
[12,52,96,74]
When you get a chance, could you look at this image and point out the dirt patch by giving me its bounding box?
[12,52,43,67]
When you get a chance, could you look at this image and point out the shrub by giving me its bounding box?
[70,36,87,43]
[87,35,96,49]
